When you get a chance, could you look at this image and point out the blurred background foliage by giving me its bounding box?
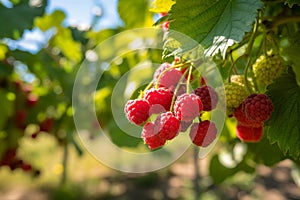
[0,0,299,199]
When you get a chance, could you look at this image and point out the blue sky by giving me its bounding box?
[47,0,123,30]
[2,0,123,53]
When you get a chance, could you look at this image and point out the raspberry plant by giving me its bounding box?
[150,0,300,184]
[1,0,300,193]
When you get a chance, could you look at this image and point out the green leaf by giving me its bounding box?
[165,0,262,56]
[34,10,66,31]
[209,154,255,184]
[149,0,175,13]
[0,43,8,60]
[247,130,285,166]
[51,28,82,63]
[108,121,142,147]
[285,0,300,7]
[0,89,14,129]
[0,0,47,39]
[281,35,300,86]
[118,0,153,28]
[266,68,300,160]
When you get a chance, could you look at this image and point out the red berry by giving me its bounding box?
[194,85,218,111]
[162,21,169,31]
[144,88,173,114]
[236,123,263,142]
[200,77,206,86]
[21,162,32,171]
[244,94,274,122]
[153,63,183,90]
[1,149,17,166]
[155,112,180,140]
[125,99,150,125]
[174,93,203,122]
[26,93,39,107]
[142,122,166,150]
[153,63,172,82]
[233,104,263,128]
[40,118,54,132]
[189,120,217,147]
[15,110,27,129]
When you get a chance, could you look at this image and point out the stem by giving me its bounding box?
[60,141,68,185]
[138,81,153,99]
[227,54,245,83]
[244,17,259,94]
[193,146,201,199]
[273,16,300,27]
[169,67,190,112]
[186,65,193,94]
[155,63,190,89]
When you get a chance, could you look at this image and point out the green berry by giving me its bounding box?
[230,75,245,86]
[253,54,284,85]
[224,82,248,110]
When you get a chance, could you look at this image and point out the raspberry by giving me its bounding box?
[124,99,150,125]
[144,88,173,114]
[243,94,274,122]
[153,63,183,90]
[253,54,284,85]
[142,122,166,149]
[174,93,203,122]
[224,82,248,109]
[153,63,171,82]
[233,104,263,128]
[236,123,263,142]
[159,69,183,90]
[189,120,217,147]
[194,85,218,111]
[230,75,245,86]
[155,111,180,140]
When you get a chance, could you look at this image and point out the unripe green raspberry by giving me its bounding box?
[230,75,245,86]
[231,75,254,90]
[253,54,284,85]
[224,82,248,109]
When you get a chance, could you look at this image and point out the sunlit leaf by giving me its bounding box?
[52,28,82,63]
[149,0,175,13]
[34,10,66,31]
[118,0,153,28]
[164,0,262,57]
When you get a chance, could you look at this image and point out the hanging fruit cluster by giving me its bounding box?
[124,59,219,150]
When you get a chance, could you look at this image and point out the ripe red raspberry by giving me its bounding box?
[153,63,183,90]
[174,93,203,122]
[243,94,274,122]
[159,69,183,90]
[142,122,166,149]
[194,85,218,111]
[189,120,217,147]
[26,93,39,107]
[153,63,171,82]
[155,112,180,140]
[144,88,173,114]
[124,99,150,125]
[233,104,263,128]
[236,123,263,142]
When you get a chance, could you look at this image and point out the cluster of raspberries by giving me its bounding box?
[233,93,274,142]
[224,75,274,143]
[124,62,219,150]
